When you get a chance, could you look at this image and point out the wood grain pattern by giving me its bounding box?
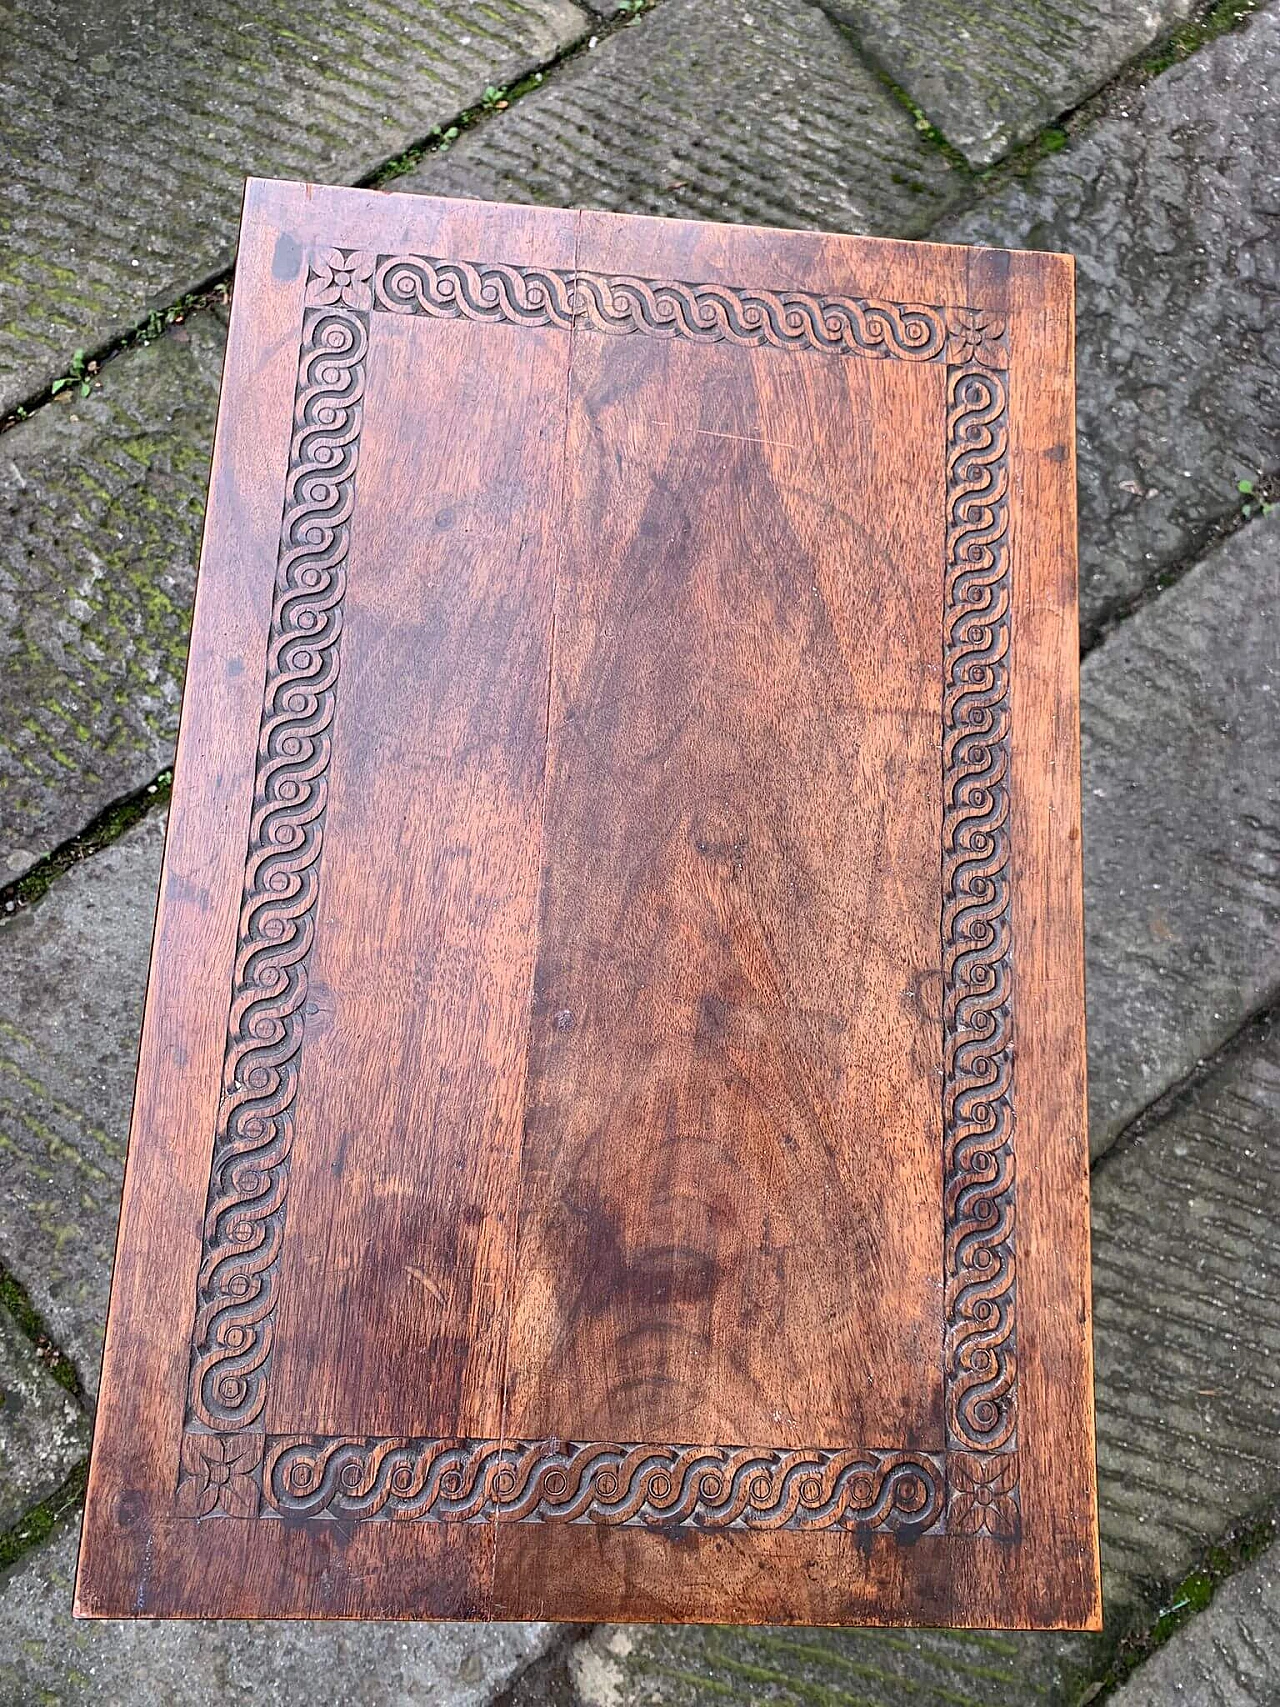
[75,180,1098,1628]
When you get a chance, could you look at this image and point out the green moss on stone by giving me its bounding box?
[0,1462,87,1575]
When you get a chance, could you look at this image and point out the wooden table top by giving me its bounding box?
[76,179,1098,1629]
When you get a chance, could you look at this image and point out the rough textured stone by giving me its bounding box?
[566,1014,1280,1704]
[0,0,591,412]
[0,1302,87,1533]
[0,314,225,879]
[1081,510,1280,1156]
[1091,1016,1280,1609]
[822,0,1193,165]
[1111,1531,1280,1707]
[408,0,961,234]
[0,811,165,1391]
[569,1622,1094,1707]
[0,1518,550,1707]
[938,7,1280,637]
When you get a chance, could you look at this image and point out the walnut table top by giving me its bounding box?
[76,179,1098,1630]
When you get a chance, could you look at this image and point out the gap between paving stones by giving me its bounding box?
[0,1258,88,1412]
[0,771,173,928]
[0,279,232,438]
[1,0,1260,448]
[367,0,661,190]
[1092,998,1280,1187]
[1085,466,1280,656]
[821,0,1262,183]
[1090,1503,1280,1703]
[0,2,650,440]
[0,1460,88,1578]
[823,23,975,175]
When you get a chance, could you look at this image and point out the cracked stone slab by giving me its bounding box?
[938,6,1280,637]
[0,313,226,879]
[1080,509,1280,1156]
[0,1301,87,1534]
[0,1519,550,1707]
[1110,1529,1280,1706]
[821,0,1194,166]
[0,0,590,413]
[568,1014,1280,1702]
[406,0,962,234]
[0,811,166,1392]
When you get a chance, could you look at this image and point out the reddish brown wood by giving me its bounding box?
[76,179,1098,1629]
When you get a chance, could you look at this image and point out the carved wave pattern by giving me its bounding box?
[372,254,947,361]
[262,1438,945,1532]
[941,355,1017,1498]
[185,303,367,1433]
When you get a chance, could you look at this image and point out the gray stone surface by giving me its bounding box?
[567,1013,1280,1704]
[0,0,591,412]
[0,313,225,879]
[1080,509,1280,1157]
[823,0,1193,165]
[569,1622,1095,1707]
[0,811,166,1392]
[408,0,962,234]
[940,6,1280,638]
[0,1518,551,1707]
[1092,1015,1280,1607]
[1111,1531,1280,1707]
[0,1301,87,1534]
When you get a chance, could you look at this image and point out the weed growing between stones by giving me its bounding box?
[0,1462,88,1577]
[1,283,231,436]
[1143,0,1261,76]
[368,0,657,187]
[0,1266,83,1404]
[1085,1506,1279,1702]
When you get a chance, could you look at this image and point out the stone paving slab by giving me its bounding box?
[1091,1013,1280,1607]
[1080,508,1280,1157]
[566,1011,1280,1704]
[0,0,591,414]
[408,0,962,235]
[0,313,226,880]
[0,1518,551,1707]
[0,1301,87,1535]
[568,1622,1093,1707]
[939,4,1280,639]
[821,0,1193,166]
[0,812,165,1391]
[1111,1528,1280,1707]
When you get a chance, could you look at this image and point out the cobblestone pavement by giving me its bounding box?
[1,0,1278,1701]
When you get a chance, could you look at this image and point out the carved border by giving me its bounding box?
[185,298,367,1438]
[179,250,1016,1542]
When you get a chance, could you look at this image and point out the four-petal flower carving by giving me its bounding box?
[177,1431,263,1518]
[948,1451,1019,1538]
[307,248,374,311]
[947,310,1008,369]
